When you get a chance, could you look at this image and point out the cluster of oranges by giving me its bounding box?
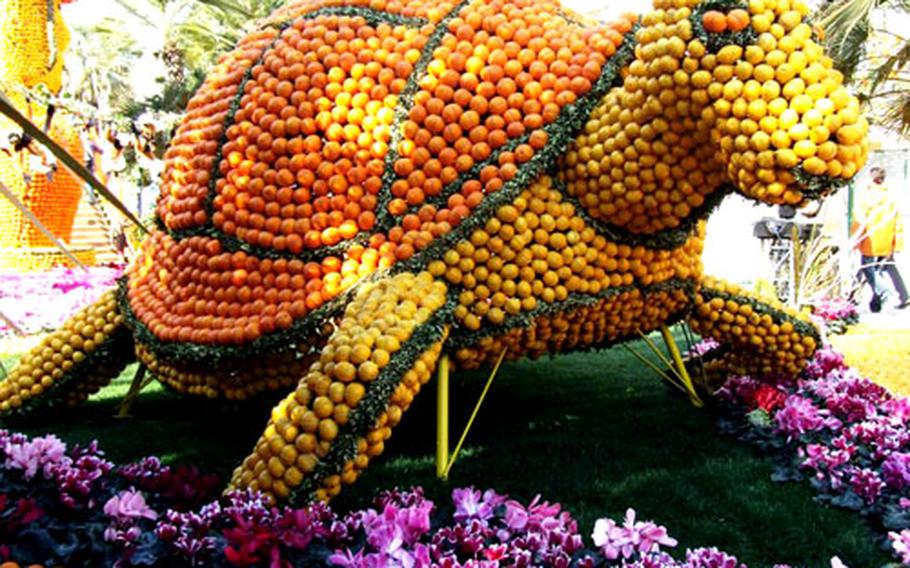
[266,0,457,26]
[210,16,430,253]
[229,271,447,502]
[454,285,691,368]
[135,342,315,400]
[136,0,639,347]
[689,276,818,376]
[159,29,279,231]
[0,120,86,257]
[0,291,126,414]
[428,175,703,330]
[378,0,634,261]
[562,0,867,236]
[125,232,388,344]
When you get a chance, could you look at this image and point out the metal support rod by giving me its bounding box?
[660,325,704,408]
[621,342,687,394]
[116,364,148,418]
[436,355,450,479]
[0,308,25,336]
[443,347,507,479]
[638,330,682,379]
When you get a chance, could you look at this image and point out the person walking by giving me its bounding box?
[852,166,908,312]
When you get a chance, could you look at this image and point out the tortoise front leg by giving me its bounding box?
[688,276,820,382]
[0,289,135,417]
[229,271,451,504]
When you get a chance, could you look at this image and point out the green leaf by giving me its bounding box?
[0,93,147,233]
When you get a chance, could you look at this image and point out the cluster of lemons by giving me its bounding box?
[689,276,817,376]
[428,175,703,330]
[229,271,447,502]
[562,0,867,236]
[455,285,691,368]
[135,343,314,400]
[0,291,125,414]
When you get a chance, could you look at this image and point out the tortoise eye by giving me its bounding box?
[702,8,750,33]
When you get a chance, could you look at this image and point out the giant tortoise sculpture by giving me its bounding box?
[0,0,868,504]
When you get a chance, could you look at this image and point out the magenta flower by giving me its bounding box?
[592,508,677,560]
[591,516,627,559]
[684,547,746,567]
[4,433,66,479]
[622,508,678,557]
[103,488,158,522]
[889,530,910,564]
[774,395,839,439]
[452,487,503,523]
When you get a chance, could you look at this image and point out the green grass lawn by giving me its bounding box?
[0,340,892,567]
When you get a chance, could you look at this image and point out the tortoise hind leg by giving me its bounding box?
[688,275,820,384]
[0,289,135,417]
[229,271,451,504]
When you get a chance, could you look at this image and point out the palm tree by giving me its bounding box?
[819,0,910,136]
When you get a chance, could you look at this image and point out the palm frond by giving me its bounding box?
[869,37,910,90]
[877,89,910,136]
[0,93,147,233]
[818,0,877,80]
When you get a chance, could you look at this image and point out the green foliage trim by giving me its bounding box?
[791,166,849,202]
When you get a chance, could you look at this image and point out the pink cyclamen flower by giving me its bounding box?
[452,487,502,523]
[622,508,677,556]
[4,434,66,480]
[592,516,627,559]
[103,488,158,522]
[889,530,910,564]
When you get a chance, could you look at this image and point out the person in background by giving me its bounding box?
[852,166,908,312]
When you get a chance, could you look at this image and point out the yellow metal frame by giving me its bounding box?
[116,364,153,418]
[436,348,507,479]
[624,325,703,407]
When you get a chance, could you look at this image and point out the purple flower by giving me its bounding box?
[882,452,910,489]
[684,547,746,567]
[847,467,885,504]
[592,509,677,560]
[592,516,627,560]
[104,488,158,522]
[4,433,66,479]
[452,487,503,523]
[774,395,839,439]
[889,529,910,563]
[622,509,677,557]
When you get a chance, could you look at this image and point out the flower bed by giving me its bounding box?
[809,297,859,336]
[0,429,839,567]
[712,343,910,564]
[0,267,123,337]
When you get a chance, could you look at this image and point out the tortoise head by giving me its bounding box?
[688,0,869,206]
